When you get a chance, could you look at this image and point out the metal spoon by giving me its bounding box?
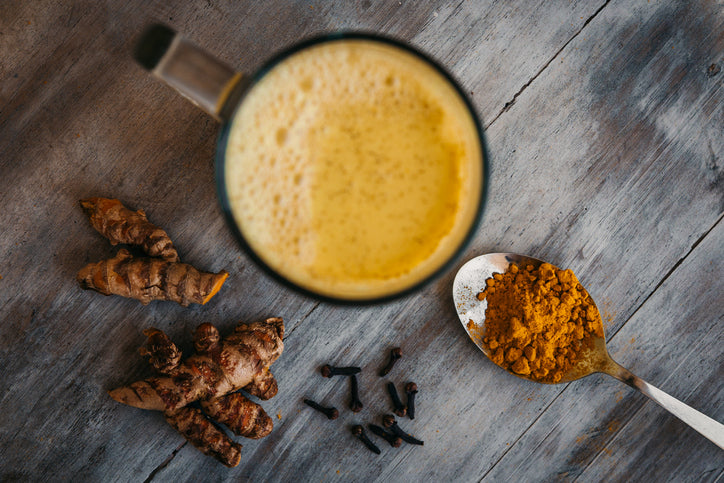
[453,252,724,449]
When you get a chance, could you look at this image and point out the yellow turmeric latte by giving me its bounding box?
[474,263,604,383]
[225,39,482,300]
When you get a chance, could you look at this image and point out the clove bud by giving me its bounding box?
[379,347,402,376]
[369,424,402,447]
[349,374,363,412]
[386,382,406,417]
[352,425,381,454]
[303,398,339,420]
[382,414,424,445]
[405,382,418,420]
[321,364,362,378]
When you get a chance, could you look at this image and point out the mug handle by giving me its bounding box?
[134,24,244,121]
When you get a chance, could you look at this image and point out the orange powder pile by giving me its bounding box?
[474,262,604,383]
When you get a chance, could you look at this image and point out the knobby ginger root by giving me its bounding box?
[80,197,179,261]
[110,318,284,467]
[77,249,228,306]
[476,262,604,383]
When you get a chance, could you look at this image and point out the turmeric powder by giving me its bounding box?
[476,262,603,383]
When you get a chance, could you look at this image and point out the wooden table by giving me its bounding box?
[1,1,722,480]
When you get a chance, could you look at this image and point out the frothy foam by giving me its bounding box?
[225,39,482,299]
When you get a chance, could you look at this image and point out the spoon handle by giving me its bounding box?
[602,359,724,449]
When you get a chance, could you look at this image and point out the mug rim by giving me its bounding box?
[215,31,490,305]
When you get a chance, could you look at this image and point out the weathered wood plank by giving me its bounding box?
[0,0,605,479]
[482,218,724,482]
[0,0,721,481]
[135,0,723,481]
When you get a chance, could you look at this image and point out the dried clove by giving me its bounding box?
[382,414,424,446]
[369,424,402,447]
[349,374,363,412]
[351,425,381,454]
[303,398,339,420]
[386,382,406,417]
[379,347,402,376]
[405,382,418,420]
[321,364,362,378]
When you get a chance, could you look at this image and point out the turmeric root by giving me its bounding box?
[109,317,284,411]
[140,326,273,440]
[111,319,284,466]
[78,197,229,306]
[190,323,280,399]
[80,197,179,262]
[164,406,242,468]
[200,392,273,439]
[77,249,228,306]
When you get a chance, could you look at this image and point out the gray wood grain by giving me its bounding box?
[0,0,721,481]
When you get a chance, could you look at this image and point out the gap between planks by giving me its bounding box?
[144,441,187,483]
[284,302,321,341]
[483,0,611,130]
[615,211,724,336]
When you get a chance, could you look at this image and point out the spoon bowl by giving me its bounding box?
[453,252,724,448]
[453,252,609,384]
